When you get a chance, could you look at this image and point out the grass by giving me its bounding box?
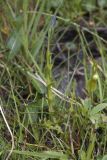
[1,0,107,160]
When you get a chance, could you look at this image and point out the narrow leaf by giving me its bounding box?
[12,150,68,159]
[90,103,107,116]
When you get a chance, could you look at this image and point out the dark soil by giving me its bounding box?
[52,16,107,98]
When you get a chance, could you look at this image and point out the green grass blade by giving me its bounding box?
[12,150,68,159]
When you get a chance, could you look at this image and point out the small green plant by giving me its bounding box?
[1,0,107,160]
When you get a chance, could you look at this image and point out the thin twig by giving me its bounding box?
[0,103,14,160]
[69,124,74,155]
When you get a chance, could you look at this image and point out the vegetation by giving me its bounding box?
[1,0,107,159]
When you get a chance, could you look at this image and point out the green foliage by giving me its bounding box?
[12,150,68,160]
[102,155,107,160]
[7,31,22,59]
[1,0,107,160]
